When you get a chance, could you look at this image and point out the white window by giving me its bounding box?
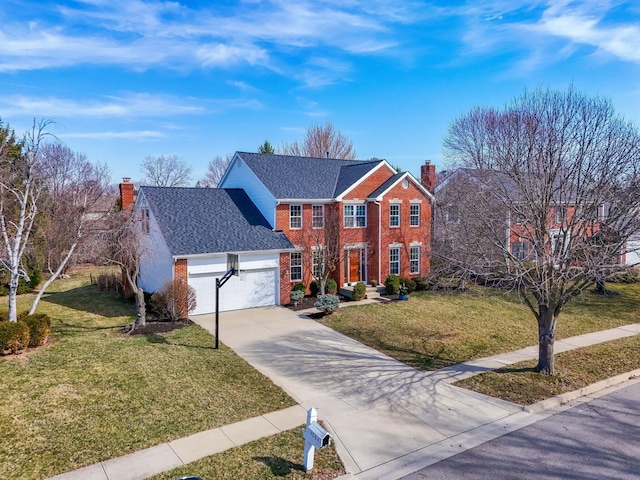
[312,249,324,279]
[554,206,566,225]
[410,204,420,227]
[290,205,302,229]
[550,230,569,257]
[389,247,400,276]
[511,241,530,260]
[140,208,150,234]
[410,246,420,274]
[445,205,460,223]
[290,252,302,281]
[390,204,400,227]
[344,204,366,228]
[312,205,324,228]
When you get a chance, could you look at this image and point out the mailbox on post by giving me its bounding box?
[302,407,332,472]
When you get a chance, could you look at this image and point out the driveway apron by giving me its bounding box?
[192,307,523,478]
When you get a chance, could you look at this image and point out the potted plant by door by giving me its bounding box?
[398,283,409,300]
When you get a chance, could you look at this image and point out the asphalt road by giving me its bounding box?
[400,381,640,480]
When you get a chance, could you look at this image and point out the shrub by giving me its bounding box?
[399,277,417,293]
[309,281,320,296]
[325,279,338,295]
[293,282,307,293]
[351,281,367,301]
[18,312,51,347]
[413,276,437,291]
[0,321,30,354]
[290,290,304,306]
[314,294,340,314]
[150,280,197,321]
[384,275,400,295]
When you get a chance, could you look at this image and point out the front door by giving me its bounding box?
[348,249,362,283]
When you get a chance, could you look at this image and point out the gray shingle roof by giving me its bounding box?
[235,152,384,199]
[140,186,293,256]
[367,172,406,198]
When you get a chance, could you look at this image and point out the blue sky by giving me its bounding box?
[1,0,639,184]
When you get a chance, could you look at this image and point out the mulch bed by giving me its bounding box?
[127,319,195,335]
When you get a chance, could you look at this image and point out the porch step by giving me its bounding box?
[339,285,386,299]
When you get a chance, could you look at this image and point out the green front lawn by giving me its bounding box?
[0,268,295,480]
[455,334,640,405]
[149,425,344,480]
[321,283,640,371]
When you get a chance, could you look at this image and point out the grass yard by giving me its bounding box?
[321,283,640,371]
[149,425,345,480]
[0,267,295,480]
[455,334,640,405]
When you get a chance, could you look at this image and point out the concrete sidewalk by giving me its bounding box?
[48,405,307,480]
[48,306,640,480]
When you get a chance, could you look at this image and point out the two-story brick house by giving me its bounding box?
[125,152,435,314]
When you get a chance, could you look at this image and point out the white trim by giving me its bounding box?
[367,171,435,202]
[277,198,334,203]
[174,248,295,260]
[335,160,395,201]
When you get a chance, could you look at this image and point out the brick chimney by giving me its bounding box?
[420,161,436,192]
[119,178,135,209]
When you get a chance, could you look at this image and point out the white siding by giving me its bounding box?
[138,193,174,293]
[625,236,640,267]
[218,155,277,227]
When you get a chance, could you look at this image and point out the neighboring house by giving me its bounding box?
[433,168,633,270]
[122,152,435,314]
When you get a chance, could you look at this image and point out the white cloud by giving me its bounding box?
[0,93,205,118]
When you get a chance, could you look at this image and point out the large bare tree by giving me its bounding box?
[0,119,50,322]
[441,86,640,375]
[140,154,192,187]
[28,142,110,314]
[280,121,357,159]
[101,208,147,329]
[199,154,231,187]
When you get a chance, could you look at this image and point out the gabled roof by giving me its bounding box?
[367,171,435,201]
[139,186,293,256]
[234,152,385,199]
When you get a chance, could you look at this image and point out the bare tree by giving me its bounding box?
[199,154,231,187]
[280,121,357,159]
[0,119,51,322]
[140,154,192,187]
[305,204,343,295]
[441,86,640,375]
[28,142,110,314]
[101,208,147,329]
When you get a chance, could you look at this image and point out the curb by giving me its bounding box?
[524,368,640,414]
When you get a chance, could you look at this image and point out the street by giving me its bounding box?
[401,381,640,480]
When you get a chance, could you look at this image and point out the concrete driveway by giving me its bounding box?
[192,306,533,479]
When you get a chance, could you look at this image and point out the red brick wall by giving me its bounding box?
[279,252,292,304]
[343,165,394,200]
[378,180,432,280]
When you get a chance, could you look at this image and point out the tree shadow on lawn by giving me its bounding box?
[42,284,134,318]
[252,456,303,476]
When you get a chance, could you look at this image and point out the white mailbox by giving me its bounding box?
[302,407,332,472]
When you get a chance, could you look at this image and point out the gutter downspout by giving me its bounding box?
[374,200,382,283]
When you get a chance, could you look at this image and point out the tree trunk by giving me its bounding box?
[134,287,146,328]
[536,307,556,375]
[7,271,19,322]
[28,243,77,315]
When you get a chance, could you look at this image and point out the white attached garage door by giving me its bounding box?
[189,268,278,314]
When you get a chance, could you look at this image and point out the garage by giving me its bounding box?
[189,267,279,315]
